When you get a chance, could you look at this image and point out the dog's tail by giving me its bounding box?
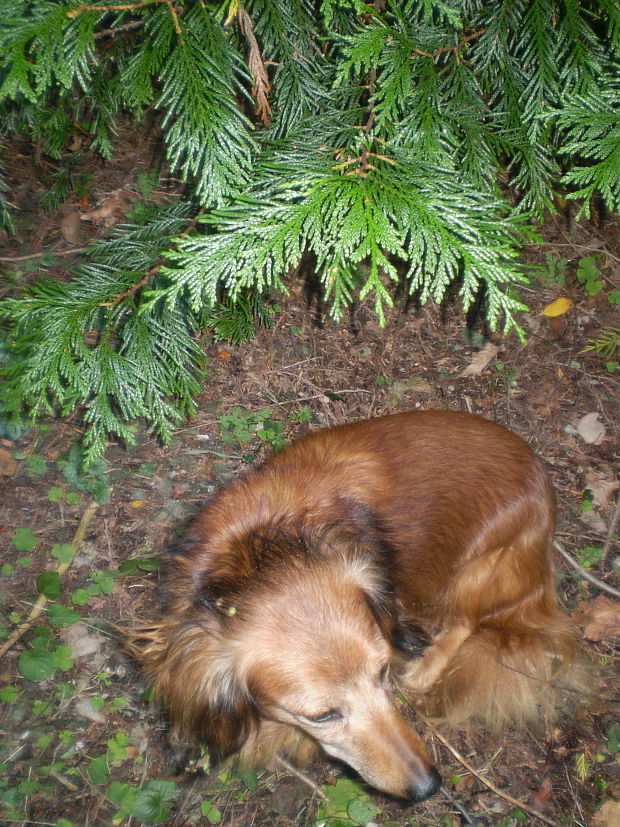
[422,615,589,729]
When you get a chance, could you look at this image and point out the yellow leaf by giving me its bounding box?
[224,0,239,26]
[542,297,573,317]
[130,500,145,509]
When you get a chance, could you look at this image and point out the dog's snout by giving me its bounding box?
[406,765,442,802]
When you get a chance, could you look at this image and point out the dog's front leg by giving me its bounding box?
[402,623,472,693]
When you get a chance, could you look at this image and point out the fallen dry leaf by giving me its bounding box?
[582,595,620,642]
[547,313,567,336]
[74,698,106,724]
[585,467,620,509]
[531,777,553,812]
[387,376,433,407]
[0,446,16,476]
[60,210,82,244]
[81,189,135,227]
[541,297,573,317]
[61,623,106,671]
[460,342,499,377]
[591,799,620,827]
[576,412,606,445]
[578,508,608,534]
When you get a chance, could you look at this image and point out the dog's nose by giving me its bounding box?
[406,766,442,802]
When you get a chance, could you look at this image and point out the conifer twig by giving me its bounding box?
[0,247,89,262]
[67,1,161,18]
[413,28,487,59]
[0,501,99,659]
[100,264,160,308]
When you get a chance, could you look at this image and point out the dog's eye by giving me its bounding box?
[304,709,341,724]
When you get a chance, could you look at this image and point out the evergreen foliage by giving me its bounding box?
[0,0,618,460]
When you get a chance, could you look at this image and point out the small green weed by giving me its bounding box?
[575,545,603,570]
[531,254,569,286]
[71,569,116,606]
[0,686,19,702]
[201,799,223,823]
[583,326,619,365]
[606,723,620,755]
[48,485,81,505]
[106,778,178,824]
[497,809,528,826]
[219,407,287,452]
[575,256,603,296]
[17,626,74,682]
[580,488,594,513]
[11,527,38,552]
[25,453,48,476]
[315,777,382,826]
[494,361,517,388]
[59,443,110,504]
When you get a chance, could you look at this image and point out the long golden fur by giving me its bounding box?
[129,411,584,801]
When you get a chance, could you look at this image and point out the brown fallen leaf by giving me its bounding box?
[460,342,499,377]
[591,799,620,827]
[81,189,136,227]
[0,446,16,476]
[582,595,620,642]
[74,698,106,724]
[530,777,553,812]
[387,376,433,407]
[547,313,567,337]
[60,210,82,244]
[576,412,607,445]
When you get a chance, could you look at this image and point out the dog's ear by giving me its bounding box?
[194,665,258,759]
[391,618,432,657]
[131,613,258,760]
[362,590,432,658]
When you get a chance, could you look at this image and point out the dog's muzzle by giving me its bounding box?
[406,765,442,802]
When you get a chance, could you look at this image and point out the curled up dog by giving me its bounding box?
[128,410,586,802]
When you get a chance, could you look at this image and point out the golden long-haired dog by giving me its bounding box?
[130,410,583,802]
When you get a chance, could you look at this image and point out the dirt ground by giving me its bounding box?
[0,130,618,827]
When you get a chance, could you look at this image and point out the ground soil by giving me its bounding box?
[0,129,618,827]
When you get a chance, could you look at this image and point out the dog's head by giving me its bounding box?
[139,535,440,801]
[231,549,441,801]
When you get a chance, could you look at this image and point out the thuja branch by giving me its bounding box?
[67,0,183,35]
[99,264,160,308]
[413,27,486,60]
[67,1,161,17]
